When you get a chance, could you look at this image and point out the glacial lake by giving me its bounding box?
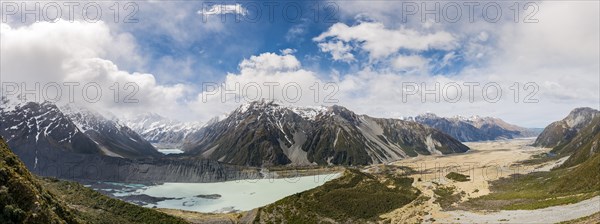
[156,148,185,155]
[94,173,340,213]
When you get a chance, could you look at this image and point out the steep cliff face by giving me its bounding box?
[183,100,469,166]
[27,151,261,183]
[534,107,600,148]
[3,137,261,183]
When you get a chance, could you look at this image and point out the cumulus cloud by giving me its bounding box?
[0,21,191,118]
[314,22,457,61]
[316,41,355,62]
[279,48,297,55]
[197,4,247,16]
[190,52,326,119]
[238,52,301,71]
[392,55,428,70]
[285,22,308,42]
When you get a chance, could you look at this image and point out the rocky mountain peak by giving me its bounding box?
[534,107,599,148]
[564,107,599,129]
[123,112,204,149]
[419,112,440,119]
[232,100,327,121]
[323,105,361,124]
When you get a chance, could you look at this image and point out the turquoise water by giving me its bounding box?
[157,149,185,154]
[119,173,340,213]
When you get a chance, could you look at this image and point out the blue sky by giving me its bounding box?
[122,1,469,86]
[123,1,346,85]
[1,1,598,127]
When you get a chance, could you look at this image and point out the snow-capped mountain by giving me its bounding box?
[182,100,469,166]
[0,101,103,161]
[124,113,204,149]
[404,113,538,142]
[61,104,162,158]
[534,107,600,148]
[0,100,265,182]
[0,100,161,171]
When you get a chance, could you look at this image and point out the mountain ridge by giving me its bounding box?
[61,104,162,158]
[181,100,469,166]
[123,112,204,149]
[533,107,599,148]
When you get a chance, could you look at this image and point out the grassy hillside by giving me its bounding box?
[40,178,188,224]
[0,137,188,224]
[0,137,80,224]
[253,167,420,223]
[465,166,598,210]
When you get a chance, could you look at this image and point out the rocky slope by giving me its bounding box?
[183,100,469,166]
[548,114,600,168]
[124,113,204,149]
[533,107,600,148]
[405,113,538,142]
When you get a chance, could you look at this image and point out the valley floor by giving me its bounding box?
[378,138,599,223]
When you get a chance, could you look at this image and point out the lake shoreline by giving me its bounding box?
[88,173,342,213]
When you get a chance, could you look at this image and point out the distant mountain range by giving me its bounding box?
[180,100,469,166]
[2,99,564,177]
[403,113,540,142]
[124,113,204,149]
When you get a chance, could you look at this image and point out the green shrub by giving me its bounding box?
[445,172,470,182]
